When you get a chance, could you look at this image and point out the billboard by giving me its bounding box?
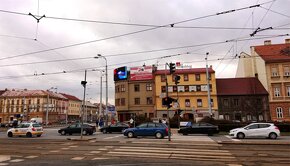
[114,66,128,81]
[130,66,153,81]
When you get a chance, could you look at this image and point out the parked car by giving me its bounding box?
[58,123,96,135]
[123,122,168,139]
[229,123,280,139]
[100,122,129,134]
[178,123,219,136]
[7,122,43,137]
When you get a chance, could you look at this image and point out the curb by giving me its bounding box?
[66,137,97,141]
[217,141,290,145]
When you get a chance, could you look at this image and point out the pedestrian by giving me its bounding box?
[159,118,162,123]
[96,119,99,127]
[99,118,104,127]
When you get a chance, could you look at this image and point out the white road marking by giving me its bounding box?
[49,150,60,153]
[226,136,241,142]
[119,146,228,153]
[98,148,107,151]
[0,155,10,162]
[9,159,24,162]
[131,141,221,146]
[92,157,109,160]
[104,135,123,140]
[25,156,38,159]
[61,148,70,150]
[69,146,78,148]
[71,157,85,160]
[0,163,9,166]
[90,151,101,154]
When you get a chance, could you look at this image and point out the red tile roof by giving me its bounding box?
[254,43,290,63]
[155,68,215,75]
[216,77,268,96]
[60,93,81,101]
[1,89,66,99]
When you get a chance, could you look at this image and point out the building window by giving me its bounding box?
[287,86,290,96]
[161,75,166,82]
[121,98,126,106]
[276,107,283,118]
[134,84,140,92]
[184,85,189,92]
[247,114,252,121]
[173,86,177,92]
[197,99,202,107]
[274,87,281,97]
[225,114,230,120]
[196,85,201,91]
[121,85,125,92]
[223,99,229,107]
[210,99,214,107]
[185,99,190,107]
[115,85,120,93]
[184,74,189,81]
[195,74,200,81]
[234,99,239,106]
[147,97,153,105]
[146,83,152,91]
[162,114,167,118]
[161,86,166,93]
[284,66,290,76]
[259,114,264,121]
[115,99,120,106]
[134,98,140,105]
[271,66,279,77]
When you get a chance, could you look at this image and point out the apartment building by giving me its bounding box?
[236,39,290,122]
[115,66,155,122]
[0,89,67,124]
[154,67,218,120]
[60,93,82,121]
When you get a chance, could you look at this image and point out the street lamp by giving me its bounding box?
[46,87,57,126]
[94,54,108,126]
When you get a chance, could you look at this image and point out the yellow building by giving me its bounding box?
[154,67,218,120]
[60,93,82,121]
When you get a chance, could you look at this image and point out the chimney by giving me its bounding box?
[264,40,271,45]
[285,39,290,44]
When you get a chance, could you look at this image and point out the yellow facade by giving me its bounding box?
[154,68,218,119]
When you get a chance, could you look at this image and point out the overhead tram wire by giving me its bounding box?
[260,6,290,18]
[0,2,272,61]
[0,34,288,68]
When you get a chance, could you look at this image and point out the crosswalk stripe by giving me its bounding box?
[131,141,221,146]
[104,135,123,140]
[226,136,241,142]
[114,148,232,156]
[118,146,230,153]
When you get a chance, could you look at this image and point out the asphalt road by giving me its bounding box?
[0,138,289,166]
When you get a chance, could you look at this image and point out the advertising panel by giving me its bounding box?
[114,66,128,81]
[130,66,153,81]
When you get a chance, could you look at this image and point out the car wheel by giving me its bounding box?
[7,132,13,137]
[83,130,87,135]
[269,132,277,139]
[237,132,245,139]
[37,135,42,137]
[89,132,93,135]
[155,132,163,139]
[61,131,66,135]
[26,132,32,138]
[127,131,134,138]
[102,129,107,134]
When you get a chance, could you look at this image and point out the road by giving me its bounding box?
[0,127,290,165]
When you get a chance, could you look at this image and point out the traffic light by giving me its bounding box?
[162,97,177,109]
[169,63,176,74]
[174,75,181,85]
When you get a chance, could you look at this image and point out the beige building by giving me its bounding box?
[236,39,290,122]
[0,89,67,124]
[60,93,82,121]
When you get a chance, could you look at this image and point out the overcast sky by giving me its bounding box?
[0,0,289,104]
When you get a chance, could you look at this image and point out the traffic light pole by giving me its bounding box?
[165,63,171,141]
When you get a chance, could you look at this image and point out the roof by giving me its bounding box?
[0,90,7,96]
[154,68,215,75]
[216,77,268,96]
[1,89,67,99]
[254,43,290,63]
[60,93,81,101]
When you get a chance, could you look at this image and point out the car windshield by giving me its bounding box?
[137,123,148,128]
[33,124,42,127]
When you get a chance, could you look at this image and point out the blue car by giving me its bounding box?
[123,122,168,139]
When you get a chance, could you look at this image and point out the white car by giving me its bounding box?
[229,123,280,139]
[7,122,43,138]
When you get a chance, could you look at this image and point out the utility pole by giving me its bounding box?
[205,52,212,117]
[165,63,171,141]
[80,70,87,139]
[99,76,103,120]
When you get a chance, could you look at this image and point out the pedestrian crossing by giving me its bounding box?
[0,155,38,165]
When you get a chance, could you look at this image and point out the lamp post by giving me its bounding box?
[46,87,57,126]
[205,52,212,118]
[94,54,108,126]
